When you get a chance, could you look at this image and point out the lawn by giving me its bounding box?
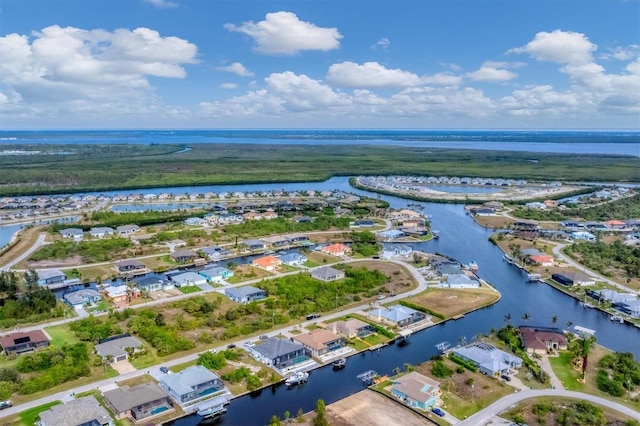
[45,324,81,348]
[348,339,369,351]
[178,285,202,294]
[548,352,586,392]
[362,333,391,347]
[408,287,499,319]
[16,400,62,426]
[129,350,162,370]
[86,299,111,313]
[64,264,114,282]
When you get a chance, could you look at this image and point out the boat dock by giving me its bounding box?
[357,370,379,385]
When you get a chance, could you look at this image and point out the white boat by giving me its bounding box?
[285,371,309,386]
[467,261,479,271]
[610,315,623,323]
[332,358,346,369]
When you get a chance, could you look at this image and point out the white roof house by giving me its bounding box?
[453,342,522,376]
[170,272,207,287]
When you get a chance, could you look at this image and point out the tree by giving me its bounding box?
[296,408,305,423]
[551,315,558,325]
[269,415,282,426]
[504,313,512,327]
[312,399,329,426]
[521,313,530,323]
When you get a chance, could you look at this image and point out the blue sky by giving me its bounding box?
[1,0,639,129]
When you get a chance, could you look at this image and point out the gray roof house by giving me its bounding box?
[440,274,480,289]
[63,289,102,308]
[60,228,84,241]
[95,335,143,363]
[114,259,148,275]
[224,286,267,304]
[116,224,140,236]
[243,239,267,250]
[248,337,309,369]
[37,269,67,286]
[103,382,174,422]
[39,396,113,426]
[89,227,114,239]
[311,266,345,282]
[134,274,172,292]
[369,305,427,328]
[453,342,522,376]
[159,365,224,403]
[278,252,308,266]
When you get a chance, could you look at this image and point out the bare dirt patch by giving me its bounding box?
[349,260,417,294]
[26,255,84,269]
[473,216,516,229]
[410,288,499,318]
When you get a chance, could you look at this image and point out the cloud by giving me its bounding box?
[508,30,596,65]
[466,63,518,82]
[421,73,462,85]
[215,62,254,77]
[371,37,390,51]
[601,44,640,61]
[499,85,584,116]
[0,25,197,118]
[142,0,178,8]
[224,11,342,55]
[326,61,421,88]
[220,83,238,89]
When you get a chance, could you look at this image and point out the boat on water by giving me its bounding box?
[527,273,542,282]
[503,254,515,264]
[432,230,440,240]
[467,261,479,271]
[332,358,346,369]
[285,371,309,386]
[610,314,624,323]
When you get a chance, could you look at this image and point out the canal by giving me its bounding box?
[165,178,640,426]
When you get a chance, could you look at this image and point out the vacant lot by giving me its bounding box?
[409,287,499,318]
[473,215,516,229]
[352,260,416,294]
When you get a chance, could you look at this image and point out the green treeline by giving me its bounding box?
[511,193,640,221]
[398,300,445,320]
[0,271,62,328]
[565,240,640,279]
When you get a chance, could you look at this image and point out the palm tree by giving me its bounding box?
[521,313,530,324]
[504,313,512,327]
[551,315,558,325]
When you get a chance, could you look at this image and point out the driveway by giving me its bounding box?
[111,360,137,374]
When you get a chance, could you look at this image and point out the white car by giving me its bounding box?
[377,294,386,300]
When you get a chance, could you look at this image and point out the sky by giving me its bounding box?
[0,0,639,129]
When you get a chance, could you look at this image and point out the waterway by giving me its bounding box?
[159,177,640,426]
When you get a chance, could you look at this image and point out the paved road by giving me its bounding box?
[457,389,640,425]
[0,233,49,272]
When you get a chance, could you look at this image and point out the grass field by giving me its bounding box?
[14,400,61,426]
[2,143,637,197]
[177,285,201,294]
[45,324,82,348]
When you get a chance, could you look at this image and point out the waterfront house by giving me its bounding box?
[513,220,540,232]
[440,273,481,289]
[200,245,231,261]
[377,229,405,241]
[319,243,351,257]
[278,252,308,266]
[286,233,310,243]
[170,271,207,287]
[89,227,114,239]
[244,239,268,251]
[571,231,596,241]
[36,269,67,287]
[199,266,233,283]
[160,365,225,403]
[332,318,374,339]
[95,335,144,363]
[134,274,172,292]
[251,255,282,272]
[473,208,496,216]
[184,217,208,226]
[170,249,198,263]
[102,285,139,305]
[59,228,84,241]
[224,286,267,304]
[369,304,426,328]
[39,396,113,426]
[262,235,290,248]
[248,337,309,369]
[390,371,441,410]
[383,244,412,259]
[551,272,595,287]
[527,254,554,267]
[452,342,522,376]
[434,261,462,277]
[0,330,50,356]
[587,289,636,303]
[293,329,346,357]
[63,289,102,308]
[116,224,140,236]
[113,259,148,276]
[104,382,174,422]
[613,300,640,318]
[519,326,568,355]
[311,266,345,282]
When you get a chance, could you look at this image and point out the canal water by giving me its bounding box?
[162,178,640,426]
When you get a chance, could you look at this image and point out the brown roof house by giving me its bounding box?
[519,326,568,355]
[103,382,174,422]
[293,329,345,357]
[0,330,50,356]
[332,318,374,339]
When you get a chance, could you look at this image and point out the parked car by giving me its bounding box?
[259,335,269,340]
[306,313,322,320]
[0,400,12,410]
[431,407,445,417]
[227,343,237,349]
[377,294,386,300]
[501,374,511,381]
[159,366,169,374]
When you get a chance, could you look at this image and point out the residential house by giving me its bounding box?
[160,365,225,403]
[586,289,636,304]
[613,300,640,319]
[390,371,441,410]
[262,211,278,220]
[262,235,290,248]
[294,215,313,223]
[513,220,540,231]
[198,266,233,283]
[440,274,481,289]
[286,233,310,243]
[59,228,84,241]
[527,254,554,267]
[95,335,144,363]
[113,259,148,276]
[0,330,50,355]
[244,239,268,251]
[39,396,113,426]
[571,231,596,241]
[519,326,568,355]
[170,250,198,263]
[116,224,140,236]
[251,255,282,272]
[320,243,351,257]
[311,266,345,282]
[434,261,462,277]
[278,253,308,266]
[89,227,114,239]
[383,244,412,259]
[200,245,230,261]
[63,289,102,308]
[248,337,309,369]
[170,272,207,287]
[242,211,262,221]
[293,329,345,357]
[377,229,405,241]
[332,318,374,339]
[369,305,427,328]
[352,220,374,228]
[104,382,174,422]
[209,212,243,225]
[184,217,208,226]
[103,285,139,305]
[551,272,596,287]
[134,274,172,292]
[225,286,267,304]
[473,208,496,216]
[452,342,522,376]
[36,269,67,287]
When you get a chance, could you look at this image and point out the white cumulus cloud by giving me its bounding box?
[508,30,597,65]
[601,44,640,61]
[326,61,421,88]
[216,62,254,77]
[371,37,390,51]
[224,11,342,55]
[467,64,518,82]
[220,83,239,89]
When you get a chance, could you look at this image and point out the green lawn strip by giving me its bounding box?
[348,339,369,351]
[361,333,390,346]
[44,324,81,347]
[86,300,111,314]
[178,285,201,294]
[548,352,586,392]
[17,400,62,426]
[129,350,161,370]
[170,359,198,373]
